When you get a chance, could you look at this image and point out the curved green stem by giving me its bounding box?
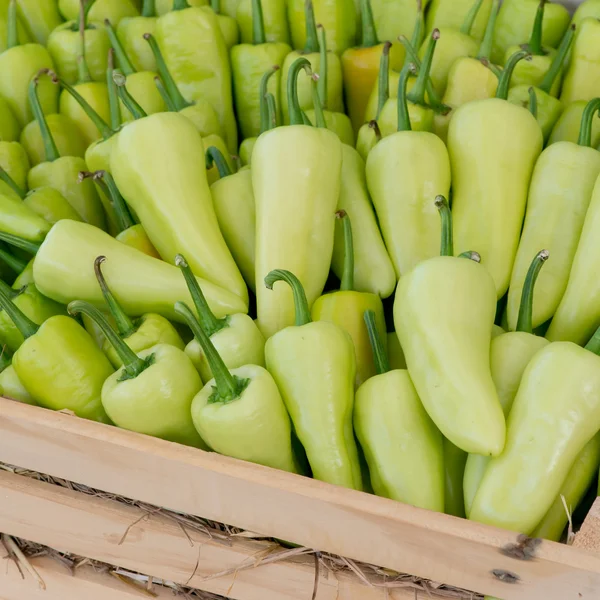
[175,301,247,403]
[336,210,354,291]
[29,72,60,163]
[144,33,191,111]
[304,0,319,53]
[310,75,326,127]
[258,66,279,133]
[205,146,232,179]
[175,255,225,337]
[408,0,424,59]
[516,249,549,334]
[528,87,538,119]
[527,0,546,56]
[173,0,190,10]
[375,42,391,120]
[461,0,485,36]
[264,269,311,326]
[113,70,147,119]
[0,279,38,339]
[360,0,378,47]
[77,0,92,83]
[577,98,600,148]
[94,256,136,337]
[287,58,313,126]
[317,24,328,109]
[478,0,499,62]
[90,170,135,232]
[0,232,40,255]
[458,251,481,262]
[435,195,453,257]
[251,0,266,45]
[106,48,121,131]
[265,92,278,130]
[69,300,151,379]
[59,78,114,139]
[369,119,382,141]
[539,24,575,95]
[210,0,221,13]
[397,63,413,133]
[142,0,156,17]
[407,29,439,107]
[496,50,530,100]
[0,279,17,300]
[7,0,18,49]
[364,310,389,375]
[104,19,135,76]
[0,168,25,199]
[0,245,26,274]
[301,111,313,125]
[154,76,177,112]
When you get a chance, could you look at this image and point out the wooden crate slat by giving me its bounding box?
[1,399,600,599]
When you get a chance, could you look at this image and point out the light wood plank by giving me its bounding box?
[575,498,600,553]
[1,398,600,599]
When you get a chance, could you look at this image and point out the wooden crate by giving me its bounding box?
[1,398,600,600]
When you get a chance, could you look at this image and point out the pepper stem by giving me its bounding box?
[360,0,378,47]
[310,74,326,127]
[0,168,25,199]
[174,301,247,403]
[287,57,313,126]
[0,232,40,255]
[78,0,92,83]
[375,42,391,120]
[264,269,312,326]
[205,146,233,179]
[7,0,18,49]
[460,0,485,36]
[364,310,389,375]
[528,87,538,118]
[0,280,38,339]
[173,0,190,10]
[304,0,319,53]
[176,255,225,337]
[478,0,500,62]
[105,19,136,76]
[210,0,221,13]
[458,251,481,262]
[258,66,279,133]
[0,279,17,300]
[0,344,12,371]
[265,93,278,130]
[369,119,382,141]
[0,245,27,274]
[435,195,453,257]
[113,71,147,119]
[397,63,414,133]
[29,72,61,163]
[144,33,191,111]
[88,170,135,232]
[154,76,178,112]
[337,210,355,292]
[251,0,266,45]
[317,24,328,109]
[94,256,136,337]
[106,48,120,131]
[496,50,530,100]
[516,250,549,334]
[527,0,546,56]
[407,29,439,107]
[577,98,600,148]
[407,0,424,60]
[142,0,156,17]
[539,24,575,95]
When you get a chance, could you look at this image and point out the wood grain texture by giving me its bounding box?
[1,398,600,599]
[574,498,600,553]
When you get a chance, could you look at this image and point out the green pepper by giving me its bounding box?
[14,0,63,45]
[11,257,33,288]
[24,187,84,224]
[207,1,239,50]
[0,195,50,242]
[110,112,247,305]
[366,63,450,279]
[59,0,138,23]
[449,51,543,300]
[70,299,205,447]
[507,98,600,334]
[491,0,570,65]
[27,74,106,228]
[207,147,256,292]
[154,0,237,152]
[0,347,35,405]
[0,285,113,422]
[231,0,290,139]
[443,438,468,518]
[394,197,505,456]
[560,17,600,105]
[279,1,344,124]
[370,0,424,54]
[354,309,444,509]
[549,99,600,147]
[470,328,600,534]
[33,220,247,322]
[176,254,264,384]
[312,212,387,386]
[426,0,492,42]
[144,33,223,138]
[174,300,299,472]
[0,97,21,142]
[0,0,58,127]
[0,141,29,199]
[464,251,550,517]
[116,0,157,73]
[532,432,600,542]
[573,0,600,26]
[155,0,207,13]
[265,269,363,489]
[334,145,394,298]
[0,277,66,352]
[237,0,288,45]
[0,0,31,51]
[254,58,342,338]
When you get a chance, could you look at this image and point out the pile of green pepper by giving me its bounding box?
[3,3,600,584]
